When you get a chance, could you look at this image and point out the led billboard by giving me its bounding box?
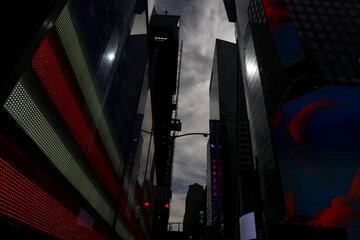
[273,85,360,238]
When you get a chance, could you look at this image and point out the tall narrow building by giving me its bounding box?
[149,14,182,235]
[208,39,255,240]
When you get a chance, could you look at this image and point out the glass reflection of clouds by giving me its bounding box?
[273,86,360,238]
[245,61,258,79]
[106,51,116,62]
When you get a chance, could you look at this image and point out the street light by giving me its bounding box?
[141,130,209,139]
[172,132,209,139]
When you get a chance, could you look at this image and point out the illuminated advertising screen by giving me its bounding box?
[209,120,223,224]
[263,0,305,67]
[273,86,360,239]
[272,23,305,67]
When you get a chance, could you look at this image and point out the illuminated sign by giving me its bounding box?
[209,120,223,224]
[273,85,360,238]
[154,36,167,42]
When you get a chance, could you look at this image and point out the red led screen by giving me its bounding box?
[0,156,108,240]
[31,32,120,201]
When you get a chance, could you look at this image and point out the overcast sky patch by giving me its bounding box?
[155,0,235,222]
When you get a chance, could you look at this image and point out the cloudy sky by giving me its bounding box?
[155,0,235,222]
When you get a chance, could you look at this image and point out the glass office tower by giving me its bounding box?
[208,39,254,240]
[223,0,360,239]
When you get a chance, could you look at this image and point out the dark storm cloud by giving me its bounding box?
[155,0,235,222]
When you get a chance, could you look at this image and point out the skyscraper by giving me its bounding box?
[208,39,254,239]
[149,14,182,235]
[183,183,204,238]
[223,0,360,239]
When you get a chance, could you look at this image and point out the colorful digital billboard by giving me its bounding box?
[273,86,360,238]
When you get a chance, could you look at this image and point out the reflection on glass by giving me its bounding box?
[137,89,154,185]
[245,60,258,79]
[106,51,116,62]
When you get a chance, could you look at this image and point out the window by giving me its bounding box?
[321,16,329,22]
[306,7,314,12]
[310,41,320,49]
[310,15,319,21]
[314,23,322,30]
[318,32,327,40]
[299,14,308,20]
[323,43,332,51]
[303,22,311,29]
[296,6,304,11]
[307,31,315,38]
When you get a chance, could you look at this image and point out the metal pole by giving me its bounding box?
[173,132,209,139]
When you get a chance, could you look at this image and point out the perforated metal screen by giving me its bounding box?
[55,3,124,177]
[3,81,114,225]
[31,33,120,201]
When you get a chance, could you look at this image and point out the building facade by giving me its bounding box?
[208,39,254,240]
[223,0,360,239]
[0,1,177,239]
[149,14,182,236]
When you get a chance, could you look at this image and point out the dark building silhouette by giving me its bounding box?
[183,183,205,239]
[208,39,255,240]
[0,1,182,239]
[149,14,182,236]
[222,0,360,239]
[200,186,207,233]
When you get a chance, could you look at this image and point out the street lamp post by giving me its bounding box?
[141,129,209,233]
[141,130,209,139]
[172,132,209,139]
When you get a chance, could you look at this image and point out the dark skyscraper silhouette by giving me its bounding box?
[208,39,254,239]
[183,183,204,239]
[149,14,182,236]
